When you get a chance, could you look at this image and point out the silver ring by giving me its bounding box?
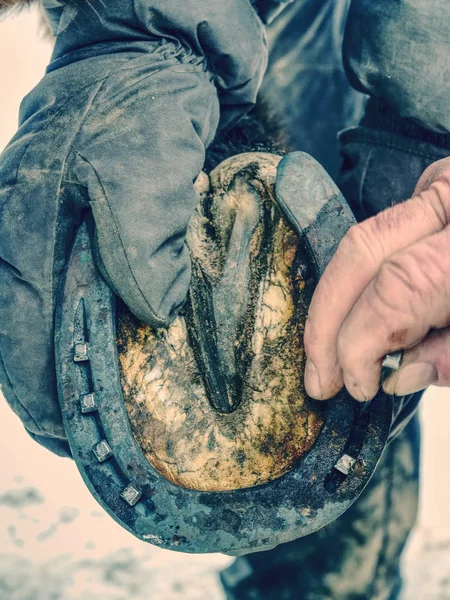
[381,350,404,372]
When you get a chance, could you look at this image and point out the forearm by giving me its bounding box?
[344,0,450,134]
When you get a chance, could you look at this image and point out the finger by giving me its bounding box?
[74,63,220,328]
[414,157,450,196]
[382,327,450,396]
[304,174,450,399]
[337,225,450,401]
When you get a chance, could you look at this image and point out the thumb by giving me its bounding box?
[72,62,220,327]
[414,157,450,196]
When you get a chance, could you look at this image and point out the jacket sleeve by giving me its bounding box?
[40,0,266,130]
[343,0,450,134]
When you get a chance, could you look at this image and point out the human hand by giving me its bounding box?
[0,0,267,455]
[304,157,450,401]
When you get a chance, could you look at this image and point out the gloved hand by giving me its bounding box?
[0,0,267,456]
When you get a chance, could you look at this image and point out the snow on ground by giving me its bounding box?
[1,10,450,599]
[401,387,450,600]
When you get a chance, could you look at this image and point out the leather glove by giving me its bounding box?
[0,0,267,456]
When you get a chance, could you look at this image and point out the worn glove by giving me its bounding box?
[0,0,267,456]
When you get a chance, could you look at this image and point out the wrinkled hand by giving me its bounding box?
[304,157,450,401]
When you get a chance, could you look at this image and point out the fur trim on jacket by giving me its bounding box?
[1,0,39,15]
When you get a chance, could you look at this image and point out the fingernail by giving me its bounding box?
[394,362,438,396]
[304,359,323,399]
[344,376,372,402]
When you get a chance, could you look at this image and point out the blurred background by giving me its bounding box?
[1,7,450,599]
